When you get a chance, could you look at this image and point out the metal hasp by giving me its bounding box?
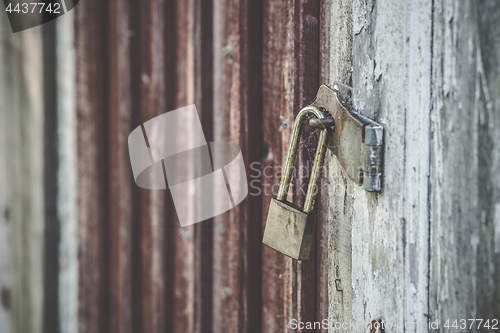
[309,82,384,192]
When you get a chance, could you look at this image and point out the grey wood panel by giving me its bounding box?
[0,16,45,333]
[56,12,78,333]
[327,0,432,330]
[327,0,500,331]
[0,14,13,333]
[325,0,355,328]
[430,0,500,326]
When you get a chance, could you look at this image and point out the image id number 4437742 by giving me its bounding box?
[5,2,61,14]
[443,319,498,330]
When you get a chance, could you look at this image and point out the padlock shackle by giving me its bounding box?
[277,106,329,213]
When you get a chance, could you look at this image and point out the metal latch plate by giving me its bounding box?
[310,83,383,192]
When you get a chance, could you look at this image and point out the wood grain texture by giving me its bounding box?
[56,12,78,333]
[326,0,500,331]
[261,0,290,331]
[317,4,332,331]
[326,0,430,329]
[192,0,214,332]
[430,0,500,324]
[0,14,12,332]
[212,0,262,331]
[171,0,195,331]
[322,0,355,329]
[131,0,167,332]
[351,0,429,328]
[43,19,60,333]
[0,14,46,333]
[262,0,329,331]
[107,0,133,332]
[162,1,178,332]
[75,0,109,331]
[291,1,320,331]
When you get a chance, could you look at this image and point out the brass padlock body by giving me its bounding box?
[263,199,316,260]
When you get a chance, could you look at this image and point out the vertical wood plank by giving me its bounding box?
[193,0,214,332]
[349,0,411,327]
[75,0,109,332]
[43,19,60,333]
[261,0,290,331]
[327,0,430,329]
[0,12,11,330]
[402,0,432,328]
[0,21,46,333]
[291,1,320,332]
[262,0,326,331]
[430,0,500,324]
[56,12,78,333]
[324,0,354,329]
[130,0,167,331]
[162,0,178,331]
[212,0,262,331]
[107,0,133,332]
[316,1,332,330]
[211,0,231,328]
[171,0,195,331]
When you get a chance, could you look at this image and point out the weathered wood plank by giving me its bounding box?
[56,12,78,333]
[326,0,432,330]
[170,0,195,331]
[107,0,133,332]
[0,13,14,333]
[325,0,355,328]
[261,0,290,331]
[430,0,500,324]
[262,1,329,331]
[291,0,320,331]
[162,1,178,331]
[403,0,432,328]
[75,0,109,331]
[317,1,333,331]
[212,0,262,331]
[0,19,46,333]
[350,0,423,327]
[130,0,168,331]
[43,19,60,333]
[325,1,500,331]
[192,0,214,332]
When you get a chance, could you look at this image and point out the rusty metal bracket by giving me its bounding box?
[308,82,384,192]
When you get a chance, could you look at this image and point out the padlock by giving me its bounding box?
[262,106,329,260]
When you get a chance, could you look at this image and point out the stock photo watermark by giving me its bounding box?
[128,105,248,227]
[3,0,80,32]
[128,105,381,226]
[288,318,499,331]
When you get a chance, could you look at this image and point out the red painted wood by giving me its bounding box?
[130,0,168,332]
[261,0,291,331]
[212,0,262,332]
[75,0,327,332]
[170,1,196,332]
[162,1,178,332]
[75,1,109,332]
[107,0,133,332]
[291,1,320,332]
[261,1,323,332]
[193,1,214,332]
